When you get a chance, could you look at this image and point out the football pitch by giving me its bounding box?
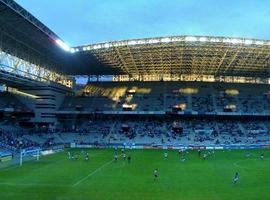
[1,148,270,200]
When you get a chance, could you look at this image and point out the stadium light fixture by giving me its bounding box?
[149,39,160,44]
[255,40,264,45]
[128,40,137,46]
[171,37,183,42]
[93,44,100,50]
[223,38,231,43]
[244,40,253,45]
[104,43,110,48]
[231,39,242,44]
[55,39,71,52]
[210,38,220,43]
[137,40,145,45]
[185,36,197,42]
[112,42,118,47]
[70,48,75,53]
[161,37,171,43]
[199,37,207,42]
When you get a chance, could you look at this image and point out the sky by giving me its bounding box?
[15,0,270,47]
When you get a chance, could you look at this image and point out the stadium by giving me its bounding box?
[1,0,270,199]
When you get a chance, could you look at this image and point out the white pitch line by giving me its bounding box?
[72,160,113,187]
[0,182,69,187]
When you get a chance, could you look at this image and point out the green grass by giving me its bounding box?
[1,148,270,200]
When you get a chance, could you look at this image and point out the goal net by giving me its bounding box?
[20,148,41,166]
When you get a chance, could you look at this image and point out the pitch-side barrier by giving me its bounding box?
[70,143,270,150]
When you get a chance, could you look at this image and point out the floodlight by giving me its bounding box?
[231,39,242,44]
[149,39,160,44]
[55,39,70,52]
[255,40,264,45]
[136,40,145,45]
[199,37,207,42]
[171,37,183,42]
[128,40,137,45]
[104,43,110,48]
[161,37,171,43]
[70,48,75,53]
[244,40,253,45]
[185,36,197,42]
[223,38,231,43]
[210,38,220,42]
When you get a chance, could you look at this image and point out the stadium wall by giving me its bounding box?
[17,85,70,124]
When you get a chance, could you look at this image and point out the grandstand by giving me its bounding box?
[0,0,269,150]
[0,0,270,199]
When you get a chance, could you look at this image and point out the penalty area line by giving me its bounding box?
[72,159,113,187]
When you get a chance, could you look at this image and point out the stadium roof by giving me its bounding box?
[75,36,270,78]
[1,0,270,78]
[0,0,106,75]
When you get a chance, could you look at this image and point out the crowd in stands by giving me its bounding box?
[0,92,30,111]
[11,117,266,147]
[0,126,38,151]
[60,81,270,114]
[1,81,270,151]
[0,117,269,151]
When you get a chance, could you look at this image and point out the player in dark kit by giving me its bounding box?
[233,172,240,185]
[127,155,131,163]
[198,149,201,157]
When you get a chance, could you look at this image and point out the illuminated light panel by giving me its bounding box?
[231,39,242,44]
[55,39,70,52]
[244,40,253,45]
[104,43,110,48]
[185,36,197,42]
[128,40,138,45]
[148,39,160,44]
[199,37,207,42]
[255,40,264,45]
[66,36,270,53]
[223,38,231,43]
[93,45,101,49]
[161,37,171,43]
[210,38,220,42]
[171,37,184,42]
[137,40,145,45]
